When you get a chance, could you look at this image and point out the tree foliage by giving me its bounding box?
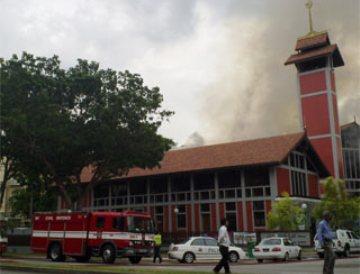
[9,186,57,219]
[267,192,304,231]
[0,52,174,209]
[312,177,360,229]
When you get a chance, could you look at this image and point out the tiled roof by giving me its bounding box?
[285,44,342,66]
[286,31,344,67]
[80,132,306,182]
[295,32,329,51]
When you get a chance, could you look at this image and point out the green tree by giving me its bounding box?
[9,187,57,219]
[0,52,174,210]
[312,177,360,229]
[267,192,304,231]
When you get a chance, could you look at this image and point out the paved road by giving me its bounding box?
[1,257,359,274]
[172,258,360,274]
[150,257,360,274]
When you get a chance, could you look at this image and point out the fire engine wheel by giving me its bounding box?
[49,243,65,262]
[101,244,116,264]
[128,256,142,264]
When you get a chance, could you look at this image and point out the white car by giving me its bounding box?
[168,236,246,264]
[314,229,360,258]
[253,237,302,263]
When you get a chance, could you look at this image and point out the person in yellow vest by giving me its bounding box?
[153,230,162,264]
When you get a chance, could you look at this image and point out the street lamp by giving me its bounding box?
[301,203,308,211]
[174,207,179,214]
[301,203,308,230]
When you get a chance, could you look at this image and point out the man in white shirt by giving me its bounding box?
[213,218,231,273]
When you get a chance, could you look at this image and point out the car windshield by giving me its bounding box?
[261,239,281,245]
[127,216,154,233]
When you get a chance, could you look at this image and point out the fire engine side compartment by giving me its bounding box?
[63,213,89,256]
[31,214,49,253]
[31,212,90,257]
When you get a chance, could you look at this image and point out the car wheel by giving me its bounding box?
[128,256,142,264]
[229,251,239,263]
[49,243,65,262]
[283,252,289,262]
[183,252,195,264]
[343,246,350,257]
[101,244,116,264]
[317,252,324,259]
[257,259,263,263]
[297,250,302,260]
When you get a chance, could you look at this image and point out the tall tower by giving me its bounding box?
[285,1,344,178]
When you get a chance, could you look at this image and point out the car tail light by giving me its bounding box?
[254,247,260,252]
[172,246,179,251]
[272,247,282,252]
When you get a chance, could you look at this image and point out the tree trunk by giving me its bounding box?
[0,159,11,209]
[56,183,73,210]
[0,178,7,209]
[76,185,91,211]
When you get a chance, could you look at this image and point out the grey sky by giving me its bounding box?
[1,0,359,145]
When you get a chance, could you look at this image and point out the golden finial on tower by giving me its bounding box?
[305,0,315,34]
[299,0,327,39]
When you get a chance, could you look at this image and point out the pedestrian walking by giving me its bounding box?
[316,211,335,274]
[153,230,162,264]
[213,218,231,274]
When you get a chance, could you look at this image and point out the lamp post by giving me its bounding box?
[173,207,179,241]
[301,203,308,230]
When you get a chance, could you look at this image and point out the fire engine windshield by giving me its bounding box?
[127,216,154,233]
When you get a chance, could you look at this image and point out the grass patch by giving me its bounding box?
[2,252,43,258]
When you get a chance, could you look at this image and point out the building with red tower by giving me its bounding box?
[58,3,359,237]
[285,31,344,179]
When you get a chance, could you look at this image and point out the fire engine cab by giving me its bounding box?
[31,211,155,264]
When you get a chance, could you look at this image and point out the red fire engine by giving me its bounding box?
[31,211,155,264]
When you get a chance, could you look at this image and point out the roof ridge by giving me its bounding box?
[173,131,305,152]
